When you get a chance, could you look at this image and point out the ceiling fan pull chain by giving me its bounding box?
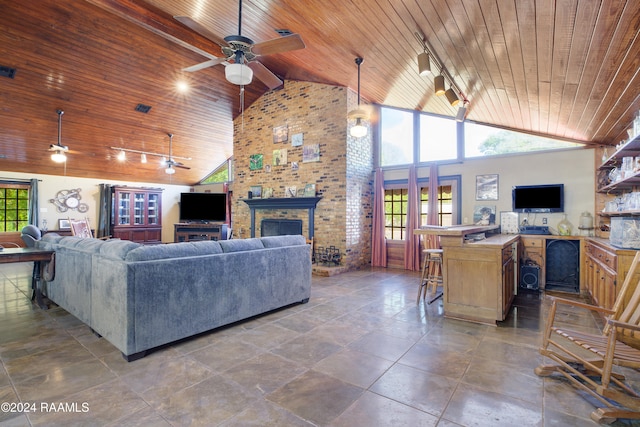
[240,86,245,132]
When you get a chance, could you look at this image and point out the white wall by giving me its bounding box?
[384,147,595,234]
[2,171,191,242]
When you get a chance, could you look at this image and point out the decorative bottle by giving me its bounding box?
[557,214,573,236]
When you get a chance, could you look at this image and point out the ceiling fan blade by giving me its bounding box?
[183,57,227,72]
[251,34,305,56]
[174,16,228,48]
[247,61,283,89]
[175,164,191,170]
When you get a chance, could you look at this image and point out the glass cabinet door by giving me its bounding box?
[133,193,145,225]
[118,192,130,225]
[147,193,159,225]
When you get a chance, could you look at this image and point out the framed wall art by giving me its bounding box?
[475,174,499,201]
[58,218,71,230]
[273,125,288,143]
[285,186,297,198]
[302,143,320,162]
[273,149,287,166]
[303,183,316,197]
[291,133,303,147]
[249,154,263,170]
[249,186,262,199]
[473,205,496,225]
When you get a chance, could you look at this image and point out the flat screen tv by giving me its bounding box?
[179,192,227,223]
[512,184,564,213]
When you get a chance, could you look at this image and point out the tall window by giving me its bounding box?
[201,157,233,184]
[384,188,407,239]
[380,108,413,167]
[419,185,453,226]
[464,122,582,157]
[419,115,458,162]
[385,183,455,240]
[379,105,584,167]
[0,184,30,232]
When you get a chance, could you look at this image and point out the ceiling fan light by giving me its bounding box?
[225,63,253,85]
[51,151,66,163]
[165,165,176,175]
[417,52,430,76]
[350,117,368,138]
[445,88,460,106]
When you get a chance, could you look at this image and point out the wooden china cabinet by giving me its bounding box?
[111,186,163,244]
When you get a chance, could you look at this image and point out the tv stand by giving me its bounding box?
[174,223,228,242]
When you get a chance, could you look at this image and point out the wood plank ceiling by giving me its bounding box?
[1,0,639,185]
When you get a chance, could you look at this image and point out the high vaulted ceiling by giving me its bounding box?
[1,0,639,185]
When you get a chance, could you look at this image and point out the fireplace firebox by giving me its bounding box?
[261,219,303,237]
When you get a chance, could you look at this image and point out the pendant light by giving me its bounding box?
[50,109,68,163]
[348,57,368,138]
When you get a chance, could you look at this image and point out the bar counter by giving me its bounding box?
[415,225,518,324]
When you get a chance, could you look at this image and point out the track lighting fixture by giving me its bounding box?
[445,88,460,106]
[456,100,470,122]
[140,153,147,163]
[50,109,68,163]
[415,32,469,115]
[417,51,430,76]
[117,150,126,161]
[434,75,445,96]
[347,57,368,138]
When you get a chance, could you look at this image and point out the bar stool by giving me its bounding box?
[417,248,443,304]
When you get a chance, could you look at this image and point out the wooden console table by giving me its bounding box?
[174,223,228,242]
[0,248,55,309]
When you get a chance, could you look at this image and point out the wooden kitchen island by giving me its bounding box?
[415,225,519,325]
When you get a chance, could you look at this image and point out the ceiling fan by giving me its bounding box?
[175,0,305,90]
[163,133,190,175]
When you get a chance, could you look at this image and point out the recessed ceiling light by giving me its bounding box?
[176,81,189,93]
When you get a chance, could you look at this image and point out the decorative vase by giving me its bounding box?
[557,214,573,236]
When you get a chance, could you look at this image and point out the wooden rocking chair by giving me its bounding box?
[535,250,640,424]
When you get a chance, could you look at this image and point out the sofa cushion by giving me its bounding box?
[125,241,223,261]
[261,235,306,248]
[219,238,264,253]
[41,233,65,244]
[99,239,142,260]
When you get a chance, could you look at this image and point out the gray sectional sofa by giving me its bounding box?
[36,234,311,361]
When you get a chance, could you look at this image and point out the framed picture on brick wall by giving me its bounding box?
[302,144,320,162]
[291,133,303,147]
[249,154,263,170]
[273,149,287,166]
[273,125,288,143]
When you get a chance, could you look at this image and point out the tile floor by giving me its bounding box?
[0,262,639,426]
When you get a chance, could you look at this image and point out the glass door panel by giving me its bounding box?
[133,193,145,225]
[119,192,130,225]
[147,193,159,225]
